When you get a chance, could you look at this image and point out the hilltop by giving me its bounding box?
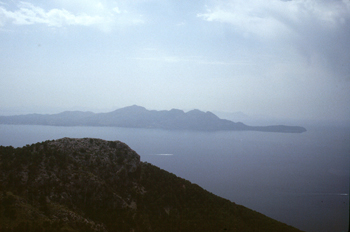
[0,138,304,232]
[0,105,306,133]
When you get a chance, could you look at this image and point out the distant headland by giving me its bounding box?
[0,105,306,133]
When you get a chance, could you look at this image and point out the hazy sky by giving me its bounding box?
[0,0,349,122]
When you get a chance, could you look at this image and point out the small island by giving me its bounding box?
[0,105,306,133]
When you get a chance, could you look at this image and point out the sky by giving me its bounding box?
[0,0,349,122]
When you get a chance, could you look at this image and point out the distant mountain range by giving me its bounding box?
[0,105,306,133]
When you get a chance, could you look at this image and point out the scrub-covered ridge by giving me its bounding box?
[0,138,304,232]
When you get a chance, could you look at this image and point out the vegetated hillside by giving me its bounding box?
[0,138,304,232]
[0,105,307,133]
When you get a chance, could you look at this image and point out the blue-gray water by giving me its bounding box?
[0,124,349,232]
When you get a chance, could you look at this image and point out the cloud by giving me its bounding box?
[0,1,144,30]
[0,2,103,27]
[198,0,349,37]
[113,7,121,14]
[198,0,350,79]
[132,54,255,67]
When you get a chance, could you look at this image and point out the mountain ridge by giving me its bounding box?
[0,105,307,133]
[0,138,304,232]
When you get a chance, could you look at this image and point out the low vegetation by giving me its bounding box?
[0,138,304,232]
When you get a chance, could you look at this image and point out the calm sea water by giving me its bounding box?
[0,124,349,232]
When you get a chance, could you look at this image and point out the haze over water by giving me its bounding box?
[0,123,348,232]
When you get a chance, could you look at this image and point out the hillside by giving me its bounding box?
[0,105,307,133]
[0,138,304,232]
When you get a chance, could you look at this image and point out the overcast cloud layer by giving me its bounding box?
[0,0,349,122]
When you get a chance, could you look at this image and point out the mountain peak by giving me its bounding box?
[109,105,147,115]
[118,105,146,111]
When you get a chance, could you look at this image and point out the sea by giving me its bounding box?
[0,123,349,232]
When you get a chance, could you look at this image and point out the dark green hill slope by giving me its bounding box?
[0,138,303,232]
